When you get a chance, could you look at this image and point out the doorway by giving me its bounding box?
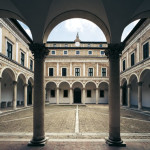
[74,88,81,103]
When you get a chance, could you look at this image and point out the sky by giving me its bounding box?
[18,18,139,42]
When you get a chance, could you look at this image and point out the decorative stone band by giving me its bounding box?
[29,43,49,59]
[105,43,125,59]
[137,81,143,86]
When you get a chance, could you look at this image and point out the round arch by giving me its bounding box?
[43,10,110,43]
[121,77,128,86]
[46,81,57,89]
[72,81,83,89]
[129,73,139,83]
[17,73,27,84]
[1,67,16,81]
[59,81,70,87]
[28,77,34,86]
[85,81,96,87]
[139,68,150,81]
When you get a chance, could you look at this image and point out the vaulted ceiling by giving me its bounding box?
[0,0,150,43]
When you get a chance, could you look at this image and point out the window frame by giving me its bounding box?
[20,51,25,66]
[51,90,55,97]
[63,50,68,55]
[143,42,149,60]
[6,40,13,59]
[88,67,94,77]
[49,67,54,76]
[87,90,91,97]
[88,50,93,55]
[75,50,80,55]
[30,59,33,71]
[101,67,107,77]
[123,59,126,71]
[62,67,67,76]
[131,52,135,66]
[63,90,68,97]
[100,50,105,55]
[75,67,80,76]
[51,50,56,55]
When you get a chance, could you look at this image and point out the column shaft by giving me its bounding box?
[13,81,17,110]
[96,88,99,104]
[57,88,59,104]
[82,88,85,104]
[120,87,123,106]
[24,84,28,107]
[138,82,142,110]
[127,84,131,108]
[70,88,73,104]
[32,86,34,105]
[0,78,1,108]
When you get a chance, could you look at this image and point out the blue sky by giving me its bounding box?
[18,18,139,42]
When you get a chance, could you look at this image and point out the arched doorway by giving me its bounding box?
[74,88,81,103]
[27,80,32,105]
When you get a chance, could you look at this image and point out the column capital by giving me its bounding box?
[137,82,143,86]
[29,43,49,59]
[105,43,125,59]
[120,86,123,89]
[24,83,28,87]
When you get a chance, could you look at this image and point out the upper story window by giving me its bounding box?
[7,41,13,59]
[63,50,68,55]
[143,42,149,60]
[123,59,126,71]
[53,44,56,47]
[88,68,93,76]
[62,68,67,76]
[21,52,25,66]
[30,59,33,71]
[49,68,54,76]
[51,50,56,55]
[88,50,92,55]
[101,68,106,77]
[99,44,103,48]
[75,68,80,76]
[131,53,135,66]
[76,50,80,55]
[100,50,105,55]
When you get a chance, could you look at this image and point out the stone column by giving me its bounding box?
[96,88,99,104]
[127,84,131,108]
[70,88,73,104]
[32,85,34,105]
[120,86,123,106]
[13,81,17,110]
[24,84,28,107]
[57,88,59,104]
[138,82,142,110]
[105,43,125,146]
[28,43,49,146]
[82,88,85,104]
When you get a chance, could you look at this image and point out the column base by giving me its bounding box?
[105,138,126,147]
[28,137,48,146]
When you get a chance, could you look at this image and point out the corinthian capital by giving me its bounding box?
[29,43,49,59]
[105,43,125,59]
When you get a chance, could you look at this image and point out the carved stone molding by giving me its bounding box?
[29,43,49,59]
[105,43,125,59]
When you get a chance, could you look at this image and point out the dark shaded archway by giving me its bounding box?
[27,80,32,105]
[122,81,127,106]
[74,88,81,103]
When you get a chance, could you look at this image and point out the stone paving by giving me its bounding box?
[0,104,150,149]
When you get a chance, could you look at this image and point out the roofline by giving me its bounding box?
[9,18,33,43]
[47,41,107,44]
[123,18,147,44]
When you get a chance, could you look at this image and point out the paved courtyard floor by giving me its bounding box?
[0,104,150,150]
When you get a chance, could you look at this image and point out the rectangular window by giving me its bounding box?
[64,90,68,97]
[131,53,135,66]
[102,68,106,77]
[49,68,54,76]
[88,50,92,55]
[99,44,102,47]
[51,90,55,97]
[88,44,91,47]
[30,59,33,71]
[75,68,80,76]
[87,90,91,97]
[7,41,12,59]
[76,50,80,55]
[123,60,126,71]
[53,44,56,47]
[62,68,67,76]
[88,68,93,76]
[143,42,149,60]
[21,52,25,66]
[100,90,104,97]
[64,50,68,55]
[51,50,56,55]
[100,50,105,55]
